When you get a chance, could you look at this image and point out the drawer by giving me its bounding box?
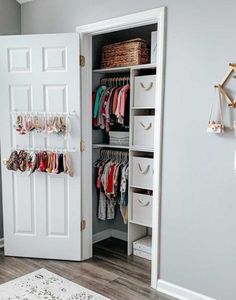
[134,75,156,108]
[133,116,154,148]
[132,193,152,227]
[132,157,153,189]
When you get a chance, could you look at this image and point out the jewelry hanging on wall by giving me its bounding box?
[207,63,236,134]
[208,63,236,170]
[207,86,224,134]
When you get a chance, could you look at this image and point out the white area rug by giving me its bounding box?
[0,268,110,300]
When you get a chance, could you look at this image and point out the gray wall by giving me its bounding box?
[21,0,236,299]
[0,0,21,35]
[0,0,21,239]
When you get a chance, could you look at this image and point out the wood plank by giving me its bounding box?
[0,238,177,300]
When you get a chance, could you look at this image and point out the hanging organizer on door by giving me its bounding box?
[4,148,75,177]
[4,110,77,176]
[12,111,75,139]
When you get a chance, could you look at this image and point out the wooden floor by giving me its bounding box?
[0,238,175,300]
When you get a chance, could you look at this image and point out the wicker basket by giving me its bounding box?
[101,38,150,69]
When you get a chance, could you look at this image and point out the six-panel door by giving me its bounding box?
[0,33,82,260]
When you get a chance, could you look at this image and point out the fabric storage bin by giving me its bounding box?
[109,131,129,146]
[132,192,152,227]
[101,38,150,69]
[133,115,154,148]
[133,249,151,260]
[133,236,152,261]
[134,75,156,108]
[132,157,153,189]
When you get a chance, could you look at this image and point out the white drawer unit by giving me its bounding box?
[134,75,156,108]
[132,157,153,189]
[133,115,154,148]
[132,193,152,227]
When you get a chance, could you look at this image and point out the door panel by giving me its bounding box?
[13,174,36,235]
[46,176,69,237]
[0,33,81,260]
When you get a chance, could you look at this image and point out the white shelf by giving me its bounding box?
[93,66,130,74]
[131,63,156,70]
[130,146,154,153]
[131,107,155,110]
[129,220,152,228]
[93,63,157,74]
[129,185,153,190]
[92,143,130,150]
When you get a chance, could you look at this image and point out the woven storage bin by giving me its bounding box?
[101,38,150,69]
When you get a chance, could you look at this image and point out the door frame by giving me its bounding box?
[77,7,166,289]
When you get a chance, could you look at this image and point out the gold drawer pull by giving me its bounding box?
[140,82,153,91]
[137,198,150,207]
[139,122,152,130]
[138,163,150,174]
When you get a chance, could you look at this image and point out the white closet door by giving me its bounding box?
[0,33,82,260]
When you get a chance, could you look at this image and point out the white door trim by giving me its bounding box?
[157,280,217,300]
[77,8,165,35]
[76,7,167,289]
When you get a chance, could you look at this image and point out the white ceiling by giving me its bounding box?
[16,0,34,4]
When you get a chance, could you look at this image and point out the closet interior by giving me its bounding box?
[91,23,158,264]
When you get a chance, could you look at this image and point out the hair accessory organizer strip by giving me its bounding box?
[10,110,77,116]
[12,146,78,153]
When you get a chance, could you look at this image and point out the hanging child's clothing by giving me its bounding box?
[93,81,130,132]
[94,151,129,224]
[120,164,129,224]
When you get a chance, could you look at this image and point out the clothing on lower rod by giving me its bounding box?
[94,151,129,224]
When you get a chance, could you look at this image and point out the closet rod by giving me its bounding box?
[101,76,130,86]
[100,149,129,160]
[12,146,78,153]
[10,110,77,116]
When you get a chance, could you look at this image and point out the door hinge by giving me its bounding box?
[81,220,86,231]
[80,140,85,152]
[80,55,85,67]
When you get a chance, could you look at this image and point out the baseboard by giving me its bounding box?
[157,280,216,300]
[0,238,4,248]
[93,229,127,244]
[93,229,112,244]
[111,229,127,241]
